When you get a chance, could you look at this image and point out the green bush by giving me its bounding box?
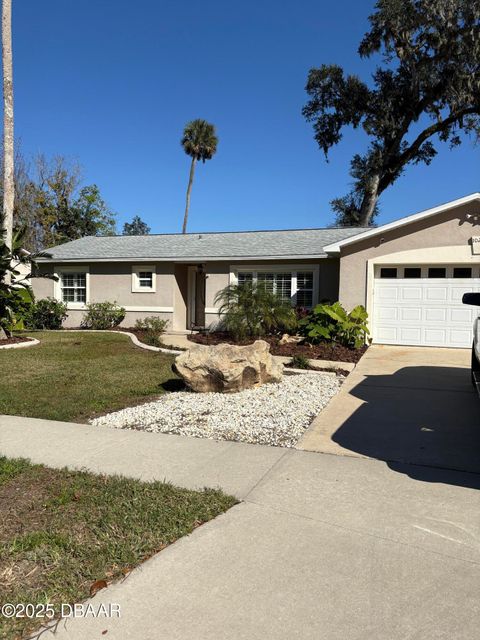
[214,282,297,341]
[134,316,169,346]
[290,354,310,369]
[299,302,369,349]
[25,297,68,330]
[81,302,126,330]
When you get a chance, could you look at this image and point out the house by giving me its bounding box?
[33,193,480,348]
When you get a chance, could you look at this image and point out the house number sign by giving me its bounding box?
[472,236,480,255]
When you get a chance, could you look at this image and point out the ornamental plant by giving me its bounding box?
[299,301,369,349]
[25,297,68,330]
[134,316,169,346]
[0,228,52,337]
[214,282,297,341]
[81,301,126,330]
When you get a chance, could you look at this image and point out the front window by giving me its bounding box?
[236,269,315,308]
[132,265,156,292]
[61,272,86,303]
[257,272,292,302]
[296,272,314,308]
[138,271,153,288]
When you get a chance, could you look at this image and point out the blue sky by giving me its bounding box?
[10,0,480,234]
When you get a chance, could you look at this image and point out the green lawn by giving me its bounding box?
[0,456,236,640]
[0,332,177,422]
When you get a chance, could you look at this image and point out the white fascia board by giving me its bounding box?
[36,254,330,263]
[323,193,480,254]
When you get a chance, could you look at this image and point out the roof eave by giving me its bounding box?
[35,253,331,264]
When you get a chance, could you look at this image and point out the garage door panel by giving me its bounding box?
[400,308,422,321]
[401,287,422,300]
[375,327,399,342]
[425,287,448,301]
[450,308,473,323]
[424,328,448,344]
[377,307,398,321]
[377,286,398,301]
[373,274,479,348]
[400,327,422,342]
[424,308,447,322]
[449,329,472,346]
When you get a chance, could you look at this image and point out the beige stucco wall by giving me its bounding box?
[173,264,188,331]
[338,201,480,310]
[32,262,176,329]
[32,257,341,330]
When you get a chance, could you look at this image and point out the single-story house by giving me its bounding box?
[33,192,480,348]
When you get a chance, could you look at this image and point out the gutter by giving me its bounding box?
[35,253,331,263]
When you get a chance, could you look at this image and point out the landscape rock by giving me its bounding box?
[172,339,283,393]
[279,333,304,345]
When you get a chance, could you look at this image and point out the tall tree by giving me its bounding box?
[303,0,480,227]
[33,156,116,246]
[1,0,14,252]
[181,119,218,234]
[123,215,150,235]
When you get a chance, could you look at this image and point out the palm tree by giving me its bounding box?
[181,119,218,234]
[2,0,13,254]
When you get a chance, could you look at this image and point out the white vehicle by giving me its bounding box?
[462,292,480,394]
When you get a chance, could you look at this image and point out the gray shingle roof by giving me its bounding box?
[40,227,367,262]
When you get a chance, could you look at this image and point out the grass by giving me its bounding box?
[0,456,236,640]
[0,331,178,422]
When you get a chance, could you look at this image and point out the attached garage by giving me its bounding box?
[373,265,480,347]
[324,193,480,349]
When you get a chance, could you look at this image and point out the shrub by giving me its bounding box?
[25,297,68,330]
[134,316,169,346]
[290,354,310,369]
[299,302,369,349]
[214,282,297,341]
[81,302,126,330]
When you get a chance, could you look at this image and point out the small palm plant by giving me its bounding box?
[214,282,297,341]
[181,119,218,234]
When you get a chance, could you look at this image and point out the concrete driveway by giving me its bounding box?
[299,345,480,474]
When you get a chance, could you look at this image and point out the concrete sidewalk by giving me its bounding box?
[1,414,480,639]
[0,414,286,499]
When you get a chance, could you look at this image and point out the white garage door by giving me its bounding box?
[373,265,480,348]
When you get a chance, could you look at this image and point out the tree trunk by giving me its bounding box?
[358,173,380,227]
[2,0,13,253]
[182,157,196,234]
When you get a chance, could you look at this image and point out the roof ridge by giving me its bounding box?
[82,226,368,239]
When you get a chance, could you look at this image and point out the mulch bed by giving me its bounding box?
[188,332,367,364]
[0,335,32,347]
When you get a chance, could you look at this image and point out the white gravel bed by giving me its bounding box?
[91,372,343,448]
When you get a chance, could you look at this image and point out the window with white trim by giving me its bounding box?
[236,269,316,308]
[61,272,86,303]
[296,272,314,308]
[132,265,156,292]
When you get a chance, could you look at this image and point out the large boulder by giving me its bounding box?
[173,339,283,393]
